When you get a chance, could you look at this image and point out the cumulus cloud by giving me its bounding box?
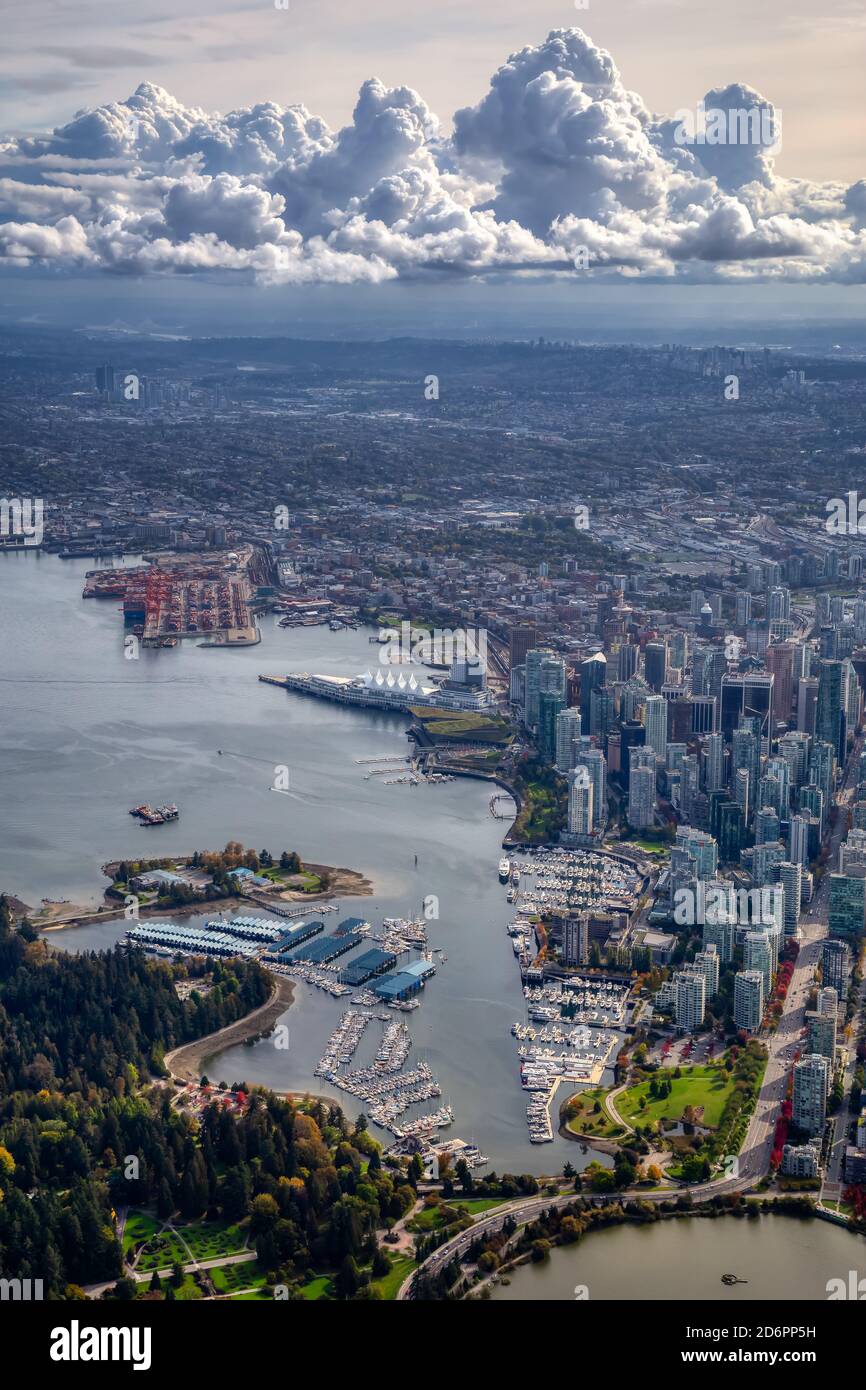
[453,28,665,235]
[0,28,863,284]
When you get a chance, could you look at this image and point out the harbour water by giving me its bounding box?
[489,1214,866,1300]
[0,552,610,1173]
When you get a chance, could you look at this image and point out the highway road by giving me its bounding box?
[396,1167,751,1299]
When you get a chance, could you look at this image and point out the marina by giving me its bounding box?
[96,880,626,1155]
[518,1023,620,1143]
[315,1014,452,1137]
[8,578,614,1174]
[523,978,629,1029]
[502,844,645,917]
[127,906,441,1007]
[374,916,430,952]
[314,1008,371,1073]
[359,756,455,787]
[503,927,629,1140]
[272,958,351,997]
[126,899,452,1139]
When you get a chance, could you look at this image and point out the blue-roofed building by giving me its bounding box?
[292,931,360,965]
[266,919,323,954]
[372,963,435,1000]
[341,948,397,986]
[127,922,257,959]
[227,866,273,889]
[334,916,371,937]
[399,959,436,982]
[372,974,414,1000]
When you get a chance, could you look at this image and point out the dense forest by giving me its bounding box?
[0,898,411,1299]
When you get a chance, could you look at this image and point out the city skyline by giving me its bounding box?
[1,0,865,1341]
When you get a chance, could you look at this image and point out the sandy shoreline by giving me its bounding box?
[164,975,297,1083]
[39,894,252,933]
[32,862,373,934]
[165,974,352,1113]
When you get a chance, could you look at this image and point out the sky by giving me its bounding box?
[0,2,864,334]
[3,0,864,182]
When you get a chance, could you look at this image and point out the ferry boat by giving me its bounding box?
[499,856,511,882]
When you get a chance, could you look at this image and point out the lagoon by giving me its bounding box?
[489,1213,866,1300]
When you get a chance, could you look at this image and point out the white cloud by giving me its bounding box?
[0,29,863,285]
[0,214,93,264]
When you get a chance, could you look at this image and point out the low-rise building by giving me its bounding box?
[844,1147,866,1184]
[781,1142,820,1178]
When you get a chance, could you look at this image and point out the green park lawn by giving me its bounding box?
[296,1253,415,1302]
[208,1254,416,1301]
[123,1210,161,1256]
[178,1219,247,1261]
[371,1255,416,1301]
[406,1201,466,1234]
[452,1197,510,1215]
[565,1087,626,1139]
[209,1260,267,1295]
[124,1211,248,1271]
[616,1065,734,1129]
[133,1228,189,1273]
[137,1273,203,1300]
[822,1199,854,1218]
[173,1275,204,1301]
[299,1274,333,1300]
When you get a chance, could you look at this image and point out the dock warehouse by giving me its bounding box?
[341,948,397,986]
[131,868,198,892]
[205,915,287,943]
[291,931,361,965]
[127,923,257,958]
[266,919,324,953]
[334,916,371,937]
[373,959,437,1000]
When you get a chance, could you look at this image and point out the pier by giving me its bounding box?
[315,1014,452,1137]
[243,896,337,919]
